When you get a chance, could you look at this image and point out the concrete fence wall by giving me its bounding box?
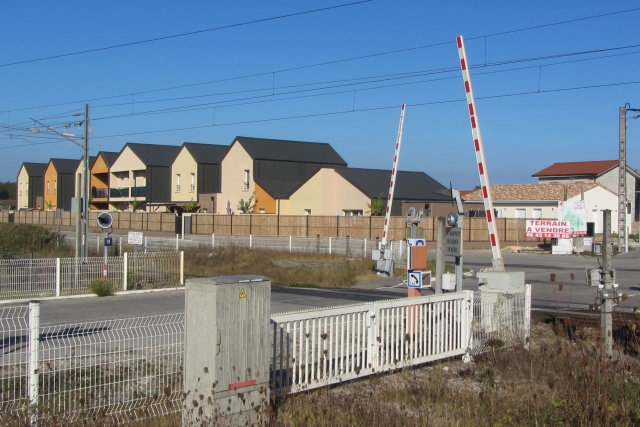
[0,210,547,243]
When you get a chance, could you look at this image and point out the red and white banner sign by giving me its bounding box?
[525,220,572,238]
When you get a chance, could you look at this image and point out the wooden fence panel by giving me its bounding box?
[250,215,278,236]
[278,215,307,237]
[161,213,175,232]
[336,216,370,238]
[148,213,162,231]
[213,215,232,234]
[309,216,339,237]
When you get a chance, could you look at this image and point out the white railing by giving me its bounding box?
[0,252,183,301]
[271,286,530,395]
[0,302,184,424]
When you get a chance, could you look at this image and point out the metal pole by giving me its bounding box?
[601,210,613,357]
[456,215,464,292]
[618,106,627,253]
[119,236,122,256]
[82,103,90,259]
[435,217,446,294]
[103,233,108,280]
[75,173,81,259]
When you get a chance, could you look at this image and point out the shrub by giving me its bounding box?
[88,279,115,297]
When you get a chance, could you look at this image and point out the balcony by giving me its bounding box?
[110,188,129,198]
[92,187,108,199]
[131,186,146,197]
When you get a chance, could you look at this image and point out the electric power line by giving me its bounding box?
[2,77,633,150]
[2,5,639,114]
[0,0,373,69]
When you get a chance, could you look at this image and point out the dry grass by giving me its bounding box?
[2,322,640,426]
[276,321,640,426]
[184,245,378,288]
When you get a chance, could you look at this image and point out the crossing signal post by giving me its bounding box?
[97,212,113,280]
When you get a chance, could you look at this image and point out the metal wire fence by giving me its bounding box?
[469,286,532,355]
[38,312,185,423]
[0,305,30,416]
[0,252,183,301]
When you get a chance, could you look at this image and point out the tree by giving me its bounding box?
[474,185,482,190]
[182,198,199,212]
[44,200,53,211]
[237,192,257,214]
[367,193,385,216]
[0,181,16,200]
[128,198,143,212]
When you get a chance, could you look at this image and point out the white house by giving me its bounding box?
[532,160,639,222]
[462,182,618,233]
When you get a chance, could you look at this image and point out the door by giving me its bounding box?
[184,215,192,239]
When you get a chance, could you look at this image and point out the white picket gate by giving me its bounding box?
[270,287,530,395]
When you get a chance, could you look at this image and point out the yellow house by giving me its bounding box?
[90,151,119,210]
[16,162,47,209]
[280,167,451,216]
[109,143,181,212]
[218,136,348,214]
[171,142,229,213]
[43,158,80,211]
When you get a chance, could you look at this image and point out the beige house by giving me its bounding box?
[219,136,347,214]
[109,143,181,212]
[16,162,47,209]
[280,167,451,216]
[171,142,229,213]
[462,183,619,233]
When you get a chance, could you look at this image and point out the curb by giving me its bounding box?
[0,286,185,305]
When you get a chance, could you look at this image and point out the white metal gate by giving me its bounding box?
[271,287,530,395]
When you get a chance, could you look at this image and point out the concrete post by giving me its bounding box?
[55,258,61,297]
[123,252,128,291]
[435,217,446,294]
[28,301,40,419]
[602,209,613,357]
[184,275,271,425]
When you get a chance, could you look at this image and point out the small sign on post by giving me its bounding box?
[445,227,462,257]
[407,271,422,289]
[128,232,143,245]
[104,237,113,247]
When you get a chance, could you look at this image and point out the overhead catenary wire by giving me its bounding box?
[2,6,639,114]
[2,77,635,150]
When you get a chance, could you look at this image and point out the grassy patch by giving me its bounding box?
[0,223,70,258]
[184,245,377,288]
[88,279,115,297]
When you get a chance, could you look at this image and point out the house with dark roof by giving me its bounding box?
[16,162,47,209]
[279,167,451,216]
[90,151,119,210]
[462,182,619,233]
[43,158,80,211]
[219,136,348,214]
[0,200,16,211]
[533,160,639,221]
[171,142,229,213]
[109,143,181,212]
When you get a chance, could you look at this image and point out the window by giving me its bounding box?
[515,209,526,219]
[533,209,542,219]
[54,180,57,195]
[304,209,311,216]
[190,173,195,192]
[343,210,363,216]
[259,208,265,214]
[175,174,180,192]
[46,181,49,195]
[243,170,250,191]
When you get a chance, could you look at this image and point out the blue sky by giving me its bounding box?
[1,1,638,189]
